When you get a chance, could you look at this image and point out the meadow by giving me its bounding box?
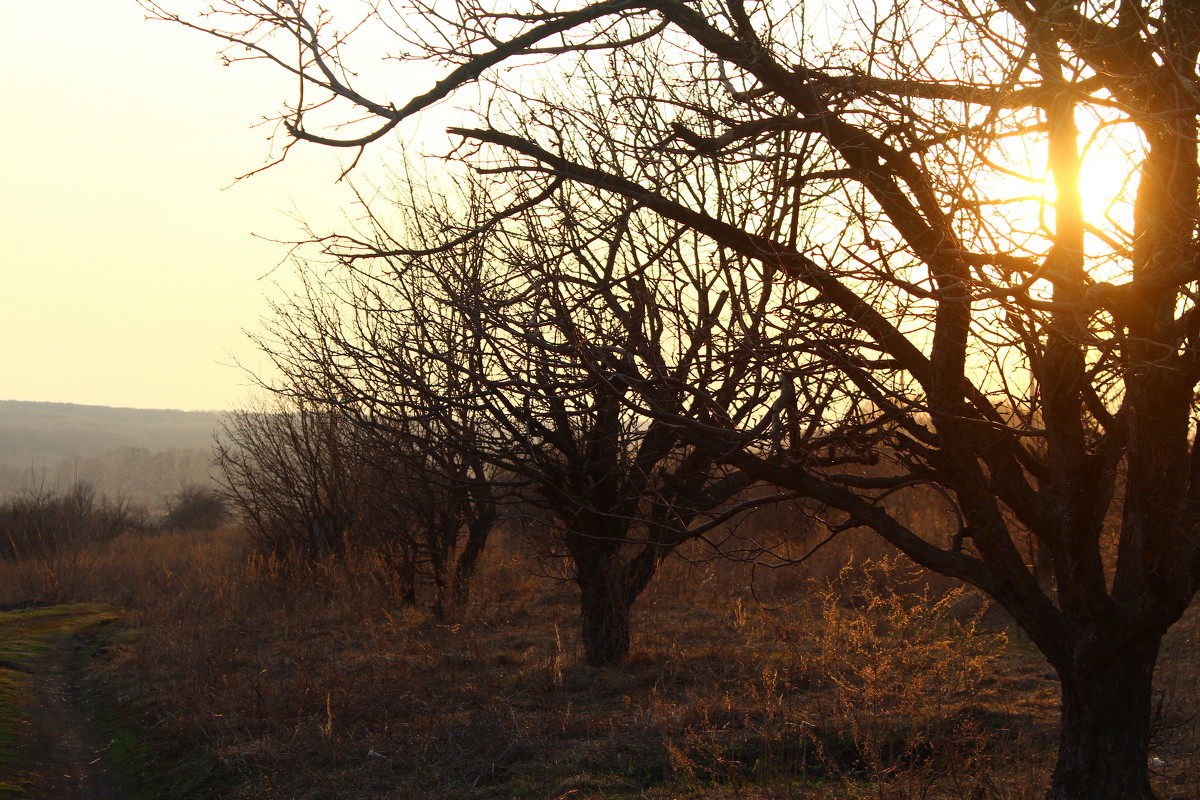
[0,519,1195,799]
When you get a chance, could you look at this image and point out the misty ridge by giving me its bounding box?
[0,400,220,508]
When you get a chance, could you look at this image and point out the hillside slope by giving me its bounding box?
[0,401,224,505]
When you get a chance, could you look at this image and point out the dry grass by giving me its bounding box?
[0,527,1194,798]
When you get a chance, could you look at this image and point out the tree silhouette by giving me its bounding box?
[149,1,1200,795]
[263,175,812,662]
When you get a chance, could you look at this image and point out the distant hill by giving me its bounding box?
[0,401,225,506]
[0,400,222,468]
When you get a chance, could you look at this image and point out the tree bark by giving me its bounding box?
[430,541,451,620]
[1048,637,1160,800]
[451,513,493,608]
[577,564,631,666]
[569,529,633,666]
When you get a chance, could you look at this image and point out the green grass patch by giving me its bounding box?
[0,602,233,799]
[0,674,29,788]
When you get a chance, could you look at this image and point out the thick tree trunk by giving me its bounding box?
[1048,638,1160,800]
[566,513,636,666]
[431,549,451,620]
[578,565,631,666]
[569,533,632,666]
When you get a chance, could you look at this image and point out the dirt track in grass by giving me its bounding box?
[0,605,125,799]
[22,635,124,800]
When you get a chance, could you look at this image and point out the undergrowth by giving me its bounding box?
[0,528,1193,798]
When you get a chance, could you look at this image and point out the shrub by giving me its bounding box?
[162,485,229,532]
[0,482,138,560]
[0,482,144,603]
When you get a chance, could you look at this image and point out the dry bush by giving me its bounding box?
[0,483,147,604]
[0,525,247,608]
[161,485,230,532]
[796,558,1008,791]
[640,555,1053,799]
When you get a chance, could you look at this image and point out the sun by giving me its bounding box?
[1077,154,1138,234]
[975,127,1138,283]
[1028,118,1144,284]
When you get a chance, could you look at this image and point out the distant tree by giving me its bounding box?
[216,387,498,615]
[216,396,364,561]
[162,484,231,532]
[348,416,498,618]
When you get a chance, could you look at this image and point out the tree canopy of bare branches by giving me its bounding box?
[262,170,820,663]
[152,0,1200,796]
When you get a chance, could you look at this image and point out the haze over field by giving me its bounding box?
[0,400,219,506]
[1,2,1198,798]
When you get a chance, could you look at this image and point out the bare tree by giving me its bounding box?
[339,393,499,618]
[216,394,366,561]
[216,385,496,614]
[255,210,508,617]
[149,0,1200,795]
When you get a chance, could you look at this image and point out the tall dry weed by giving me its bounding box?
[797,558,1006,792]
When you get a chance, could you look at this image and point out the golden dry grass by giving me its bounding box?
[0,527,1194,799]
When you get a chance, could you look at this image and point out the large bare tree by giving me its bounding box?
[149,0,1200,796]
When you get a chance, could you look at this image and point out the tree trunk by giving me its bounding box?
[567,514,635,666]
[578,566,631,666]
[399,573,417,606]
[430,545,450,620]
[1048,637,1160,800]
[451,513,493,608]
[392,540,418,606]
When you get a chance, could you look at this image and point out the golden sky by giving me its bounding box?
[3,2,1139,415]
[1,1,375,411]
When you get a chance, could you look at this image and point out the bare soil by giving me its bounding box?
[22,635,125,800]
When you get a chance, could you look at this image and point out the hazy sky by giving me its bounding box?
[1,1,409,412]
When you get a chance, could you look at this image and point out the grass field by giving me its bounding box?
[0,527,1195,799]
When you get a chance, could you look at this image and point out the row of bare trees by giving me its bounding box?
[0,482,139,561]
[216,394,496,616]
[219,167,825,662]
[150,0,1200,795]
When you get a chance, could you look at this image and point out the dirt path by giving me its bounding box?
[0,605,128,798]
[21,631,127,800]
